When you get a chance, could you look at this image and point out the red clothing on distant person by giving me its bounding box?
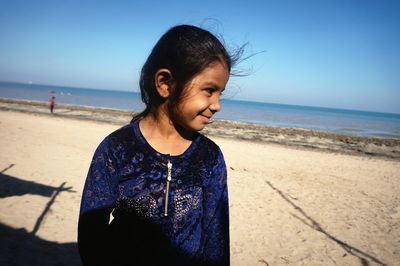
[50,97,55,113]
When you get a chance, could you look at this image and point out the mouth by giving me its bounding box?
[200,114,213,124]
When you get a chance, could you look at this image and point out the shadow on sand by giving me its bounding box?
[0,164,81,265]
[0,222,81,265]
[265,180,387,266]
[0,164,74,198]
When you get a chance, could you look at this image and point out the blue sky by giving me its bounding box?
[0,0,399,113]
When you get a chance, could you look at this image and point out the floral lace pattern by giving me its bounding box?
[79,121,229,265]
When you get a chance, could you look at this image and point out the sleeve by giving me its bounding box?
[78,138,120,265]
[201,148,230,266]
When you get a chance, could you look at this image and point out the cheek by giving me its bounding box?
[191,96,211,112]
[181,92,210,109]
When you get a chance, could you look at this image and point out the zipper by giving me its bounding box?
[164,160,172,217]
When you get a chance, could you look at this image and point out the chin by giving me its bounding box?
[176,122,204,133]
[189,126,205,132]
[188,123,207,132]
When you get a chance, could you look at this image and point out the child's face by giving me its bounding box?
[174,61,229,132]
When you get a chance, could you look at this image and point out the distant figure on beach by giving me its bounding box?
[78,25,244,265]
[49,96,55,113]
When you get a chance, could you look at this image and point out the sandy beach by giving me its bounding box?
[0,101,399,265]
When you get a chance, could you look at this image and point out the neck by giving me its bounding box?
[138,106,195,156]
[140,106,193,141]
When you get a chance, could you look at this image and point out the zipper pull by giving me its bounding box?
[164,160,172,217]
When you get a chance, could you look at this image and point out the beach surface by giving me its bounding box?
[0,102,399,265]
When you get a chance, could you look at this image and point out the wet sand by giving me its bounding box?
[1,98,399,160]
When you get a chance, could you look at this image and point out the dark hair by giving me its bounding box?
[132,24,240,122]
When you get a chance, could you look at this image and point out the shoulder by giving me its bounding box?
[106,123,136,144]
[93,123,137,158]
[198,133,219,150]
[195,134,227,189]
[199,132,222,151]
[196,133,226,167]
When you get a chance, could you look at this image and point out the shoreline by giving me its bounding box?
[1,97,399,160]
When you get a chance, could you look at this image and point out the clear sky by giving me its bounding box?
[1,0,399,113]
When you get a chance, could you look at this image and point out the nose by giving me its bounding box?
[210,95,221,113]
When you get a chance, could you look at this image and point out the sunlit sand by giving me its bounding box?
[0,103,399,265]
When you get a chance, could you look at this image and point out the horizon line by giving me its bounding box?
[1,79,399,116]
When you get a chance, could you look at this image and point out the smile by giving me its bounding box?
[200,115,213,124]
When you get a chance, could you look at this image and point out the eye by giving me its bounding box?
[204,88,215,96]
[204,88,213,95]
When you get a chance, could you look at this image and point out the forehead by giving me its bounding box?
[188,61,229,88]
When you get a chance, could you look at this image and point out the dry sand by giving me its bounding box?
[0,107,399,265]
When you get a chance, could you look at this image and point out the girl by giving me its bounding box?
[78,24,239,266]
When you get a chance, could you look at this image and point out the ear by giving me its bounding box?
[154,69,173,98]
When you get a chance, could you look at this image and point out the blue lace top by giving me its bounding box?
[78,120,229,266]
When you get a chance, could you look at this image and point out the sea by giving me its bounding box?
[1,81,399,139]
